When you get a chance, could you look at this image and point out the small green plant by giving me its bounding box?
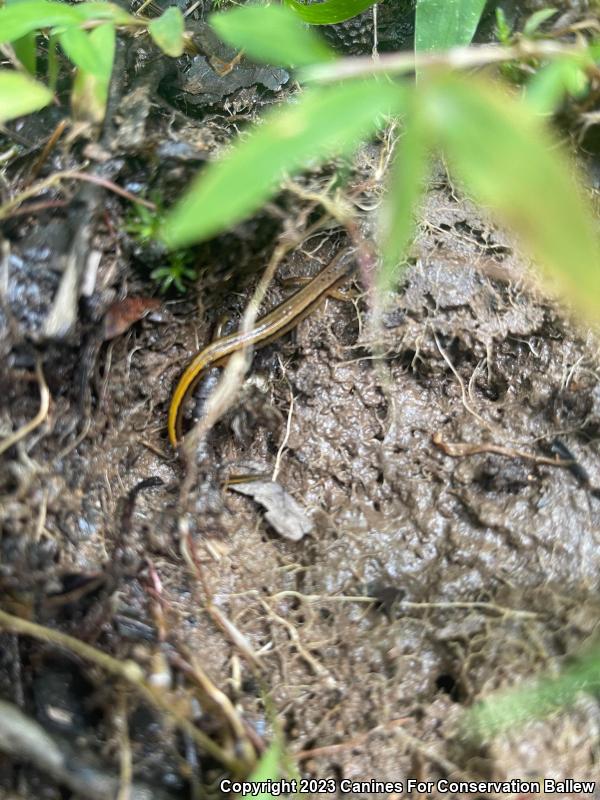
[150,252,198,294]
[240,740,283,800]
[125,202,165,244]
[125,203,197,293]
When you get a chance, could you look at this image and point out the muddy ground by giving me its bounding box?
[2,1,600,799]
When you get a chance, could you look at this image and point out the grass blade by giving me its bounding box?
[415,0,486,51]
[379,95,430,290]
[523,7,558,37]
[241,741,282,800]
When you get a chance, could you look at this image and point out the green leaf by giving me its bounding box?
[422,73,600,318]
[0,0,133,44]
[284,0,375,26]
[70,22,115,123]
[65,0,133,25]
[379,96,430,291]
[589,39,600,62]
[148,6,184,57]
[59,24,109,76]
[415,0,487,51]
[0,1,81,42]
[86,21,115,82]
[467,645,600,738]
[0,69,53,122]
[242,741,282,800]
[525,56,589,115]
[12,32,37,75]
[523,7,557,37]
[210,5,335,67]
[161,79,404,249]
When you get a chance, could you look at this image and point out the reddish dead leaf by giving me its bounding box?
[103,297,161,340]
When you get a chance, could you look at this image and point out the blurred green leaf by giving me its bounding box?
[0,0,133,43]
[210,5,336,67]
[467,645,600,738]
[284,0,375,25]
[70,22,115,123]
[148,7,184,57]
[523,7,557,37]
[86,21,115,83]
[12,32,37,74]
[162,79,405,248]
[589,39,600,61]
[0,69,52,122]
[0,1,81,41]
[59,24,109,75]
[415,0,487,51]
[525,56,589,114]
[242,741,282,800]
[422,73,600,317]
[58,1,133,23]
[379,98,430,291]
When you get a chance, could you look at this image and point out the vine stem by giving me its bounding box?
[301,38,589,83]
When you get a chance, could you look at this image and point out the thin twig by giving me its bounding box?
[0,699,170,800]
[433,329,496,433]
[391,727,462,777]
[272,374,294,483]
[28,119,69,183]
[116,693,132,800]
[0,360,50,455]
[206,603,265,670]
[2,199,69,219]
[0,169,155,222]
[432,431,574,468]
[259,600,333,681]
[270,591,539,618]
[296,717,409,760]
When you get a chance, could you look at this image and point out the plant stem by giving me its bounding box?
[301,38,588,83]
